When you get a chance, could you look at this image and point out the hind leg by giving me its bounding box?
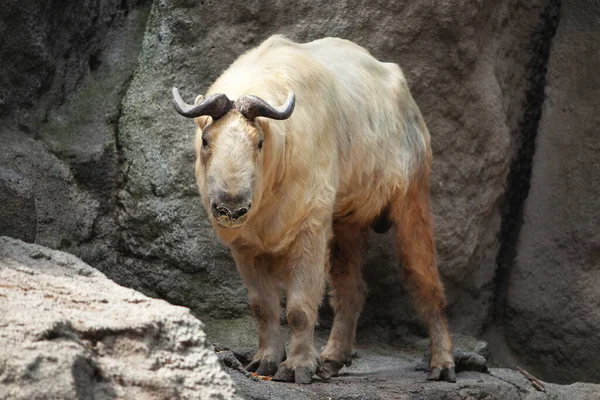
[320,224,368,377]
[390,182,455,382]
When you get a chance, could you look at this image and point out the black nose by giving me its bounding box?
[211,200,251,220]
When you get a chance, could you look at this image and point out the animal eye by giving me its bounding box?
[258,139,263,149]
[202,138,208,148]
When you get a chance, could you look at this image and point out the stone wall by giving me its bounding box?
[1,0,599,385]
[505,0,600,383]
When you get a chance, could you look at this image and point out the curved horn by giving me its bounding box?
[172,87,232,120]
[235,90,295,121]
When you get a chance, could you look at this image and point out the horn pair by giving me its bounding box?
[172,87,295,121]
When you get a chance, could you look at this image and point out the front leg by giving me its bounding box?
[232,250,286,376]
[272,229,329,384]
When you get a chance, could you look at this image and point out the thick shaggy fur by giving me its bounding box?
[192,35,454,382]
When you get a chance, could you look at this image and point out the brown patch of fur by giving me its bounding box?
[389,169,454,369]
[321,225,368,368]
[288,309,308,332]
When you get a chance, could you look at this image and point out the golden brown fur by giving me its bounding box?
[190,35,454,383]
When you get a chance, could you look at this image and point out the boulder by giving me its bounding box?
[0,236,239,399]
[506,0,600,383]
[0,168,37,242]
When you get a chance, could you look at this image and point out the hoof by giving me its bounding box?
[427,366,456,383]
[246,357,282,377]
[316,364,332,380]
[319,352,352,378]
[294,366,313,384]
[272,362,329,384]
[245,352,285,376]
[320,360,344,377]
[272,365,295,382]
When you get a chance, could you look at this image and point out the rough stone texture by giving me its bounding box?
[211,326,600,399]
[0,168,37,242]
[225,358,600,400]
[0,236,240,400]
[0,0,150,276]
[0,0,143,120]
[1,0,599,389]
[506,0,600,384]
[117,0,545,334]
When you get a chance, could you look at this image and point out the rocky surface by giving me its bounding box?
[0,168,37,242]
[0,236,239,399]
[211,328,600,400]
[1,0,599,389]
[0,0,150,286]
[2,237,599,399]
[505,0,600,384]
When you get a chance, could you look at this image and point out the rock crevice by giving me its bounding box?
[491,0,562,322]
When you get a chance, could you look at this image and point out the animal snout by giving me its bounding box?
[211,202,251,219]
[210,193,252,222]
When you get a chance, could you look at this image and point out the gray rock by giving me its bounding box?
[451,334,492,361]
[507,0,600,383]
[0,0,145,121]
[0,0,149,266]
[0,236,240,400]
[0,167,37,242]
[0,129,101,254]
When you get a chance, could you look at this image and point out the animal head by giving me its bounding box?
[172,87,295,229]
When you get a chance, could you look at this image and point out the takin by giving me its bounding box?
[172,35,455,384]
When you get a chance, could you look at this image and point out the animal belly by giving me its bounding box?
[333,189,390,226]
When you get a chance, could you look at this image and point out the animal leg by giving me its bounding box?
[272,230,328,384]
[320,224,368,377]
[390,183,456,383]
[232,251,286,376]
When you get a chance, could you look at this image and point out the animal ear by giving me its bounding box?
[195,115,211,130]
[192,94,209,129]
[255,117,271,136]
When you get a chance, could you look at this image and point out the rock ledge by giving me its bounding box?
[0,237,239,400]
